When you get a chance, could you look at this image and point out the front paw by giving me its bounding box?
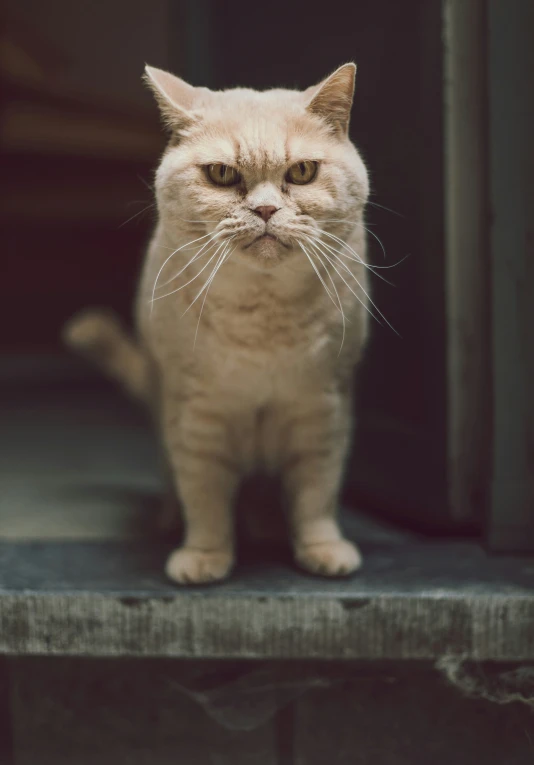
[295,539,362,577]
[165,547,234,585]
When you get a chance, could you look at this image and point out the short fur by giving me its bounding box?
[65,63,372,584]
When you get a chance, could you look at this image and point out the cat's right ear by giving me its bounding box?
[304,63,356,135]
[143,65,198,132]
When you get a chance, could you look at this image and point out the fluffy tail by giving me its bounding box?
[62,309,151,404]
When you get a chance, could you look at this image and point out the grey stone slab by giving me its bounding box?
[10,658,278,765]
[0,386,162,541]
[0,539,533,660]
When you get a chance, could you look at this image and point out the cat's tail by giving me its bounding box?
[62,309,152,405]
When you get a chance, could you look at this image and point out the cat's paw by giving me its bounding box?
[165,547,234,585]
[295,539,362,577]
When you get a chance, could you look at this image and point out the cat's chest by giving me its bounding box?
[209,295,328,351]
[147,277,342,401]
[208,299,336,394]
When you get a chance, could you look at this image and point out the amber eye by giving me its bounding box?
[206,163,241,186]
[286,160,318,185]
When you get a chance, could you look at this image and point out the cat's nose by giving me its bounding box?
[253,205,279,222]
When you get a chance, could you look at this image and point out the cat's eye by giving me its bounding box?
[206,164,241,187]
[286,160,318,185]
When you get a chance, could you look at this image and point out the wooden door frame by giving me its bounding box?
[443,0,491,524]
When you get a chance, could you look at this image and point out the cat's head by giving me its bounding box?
[145,64,369,270]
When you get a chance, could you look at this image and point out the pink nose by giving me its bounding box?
[253,205,278,222]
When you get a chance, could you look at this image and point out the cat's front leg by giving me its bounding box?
[282,394,362,577]
[161,393,239,584]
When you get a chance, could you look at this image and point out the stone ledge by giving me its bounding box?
[1,539,533,660]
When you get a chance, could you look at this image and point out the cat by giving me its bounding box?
[64,62,372,585]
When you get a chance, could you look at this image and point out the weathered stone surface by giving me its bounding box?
[0,538,533,660]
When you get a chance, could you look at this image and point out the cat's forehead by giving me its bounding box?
[194,86,304,119]
[189,88,330,168]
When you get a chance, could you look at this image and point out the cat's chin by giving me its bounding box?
[237,235,291,270]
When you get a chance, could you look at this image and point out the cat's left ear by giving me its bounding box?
[144,65,199,132]
[305,63,356,135]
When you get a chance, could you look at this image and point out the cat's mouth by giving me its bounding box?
[243,233,290,250]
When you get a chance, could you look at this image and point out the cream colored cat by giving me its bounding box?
[65,63,374,585]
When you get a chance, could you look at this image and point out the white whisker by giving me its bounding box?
[136,174,154,193]
[320,234,408,272]
[370,255,410,270]
[317,229,365,263]
[157,234,221,289]
[150,231,215,313]
[317,228,408,272]
[320,228,388,273]
[306,237,399,337]
[310,234,395,286]
[362,225,387,259]
[315,221,404,264]
[119,203,155,228]
[193,240,236,348]
[306,238,383,330]
[367,199,404,217]
[183,239,234,320]
[310,229,367,266]
[151,238,227,306]
[297,242,338,308]
[303,243,346,354]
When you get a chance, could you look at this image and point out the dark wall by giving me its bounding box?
[0,1,172,350]
[5,0,172,108]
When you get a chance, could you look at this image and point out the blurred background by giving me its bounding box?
[0,0,532,548]
[1,0,423,350]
